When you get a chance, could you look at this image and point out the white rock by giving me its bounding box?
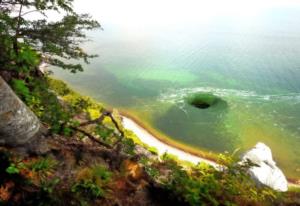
[241,142,288,192]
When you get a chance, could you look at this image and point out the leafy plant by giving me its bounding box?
[73,164,112,200]
[26,157,58,180]
[6,164,20,174]
[27,157,57,172]
[10,79,31,101]
[5,161,26,175]
[72,180,104,199]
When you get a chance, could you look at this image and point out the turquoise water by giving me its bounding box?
[53,7,300,179]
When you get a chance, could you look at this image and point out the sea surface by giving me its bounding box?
[53,5,300,179]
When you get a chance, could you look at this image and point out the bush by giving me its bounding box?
[161,154,278,205]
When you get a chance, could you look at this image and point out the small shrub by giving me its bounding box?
[73,164,112,199]
[26,157,58,180]
[27,157,57,173]
[72,180,104,199]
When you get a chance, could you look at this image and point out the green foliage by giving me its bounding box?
[63,93,92,113]
[161,152,180,162]
[0,0,102,140]
[27,157,57,173]
[10,77,62,130]
[72,165,112,199]
[0,2,287,203]
[40,177,60,194]
[10,76,102,136]
[10,79,31,101]
[124,129,144,145]
[0,0,100,74]
[36,14,100,73]
[16,44,41,72]
[47,78,103,113]
[145,164,160,179]
[5,161,26,175]
[2,43,41,73]
[72,180,105,199]
[9,76,109,139]
[46,78,107,135]
[91,165,112,184]
[24,177,62,206]
[25,78,71,133]
[6,163,20,174]
[0,13,99,175]
[288,186,300,193]
[122,138,136,155]
[94,125,114,142]
[161,154,278,205]
[47,78,71,96]
[148,146,158,155]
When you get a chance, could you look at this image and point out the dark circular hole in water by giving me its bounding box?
[186,93,222,109]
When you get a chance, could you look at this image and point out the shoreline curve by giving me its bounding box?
[122,116,220,167]
[121,115,300,187]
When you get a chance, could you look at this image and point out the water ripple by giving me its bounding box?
[158,87,300,104]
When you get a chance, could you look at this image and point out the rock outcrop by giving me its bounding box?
[241,142,288,192]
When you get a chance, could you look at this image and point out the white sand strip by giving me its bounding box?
[122,116,300,187]
[121,116,218,167]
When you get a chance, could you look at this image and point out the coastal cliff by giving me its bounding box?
[0,76,299,205]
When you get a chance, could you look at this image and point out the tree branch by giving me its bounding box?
[79,109,125,137]
[13,0,23,54]
[21,10,45,17]
[106,112,125,137]
[79,110,109,127]
[77,109,126,148]
[70,126,112,149]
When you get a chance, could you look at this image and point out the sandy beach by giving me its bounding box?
[121,116,300,188]
[121,116,218,167]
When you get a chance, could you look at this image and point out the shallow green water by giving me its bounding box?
[53,7,300,179]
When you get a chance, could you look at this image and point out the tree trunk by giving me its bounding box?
[0,76,41,146]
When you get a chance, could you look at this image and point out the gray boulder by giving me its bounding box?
[241,142,288,192]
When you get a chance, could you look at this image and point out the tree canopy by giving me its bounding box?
[0,0,100,74]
